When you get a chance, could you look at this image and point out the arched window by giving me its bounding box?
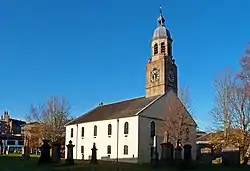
[124,122,129,134]
[94,125,97,137]
[154,43,158,55]
[70,128,73,138]
[107,145,111,154]
[150,121,155,138]
[81,127,84,137]
[124,145,128,155]
[108,124,112,136]
[161,42,165,54]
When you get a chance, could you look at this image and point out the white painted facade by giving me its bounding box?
[65,116,139,162]
[65,92,197,163]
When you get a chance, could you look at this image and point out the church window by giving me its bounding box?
[81,127,84,137]
[70,128,73,138]
[107,145,111,154]
[81,145,84,154]
[124,122,129,134]
[161,42,165,54]
[150,121,156,138]
[124,145,128,155]
[108,124,112,136]
[94,125,97,137]
[154,43,158,55]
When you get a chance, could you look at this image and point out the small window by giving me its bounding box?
[161,42,165,54]
[70,128,73,138]
[154,43,158,55]
[94,125,97,137]
[150,121,155,138]
[81,127,84,137]
[124,145,128,155]
[81,146,84,154]
[107,145,111,154]
[108,124,112,136]
[124,122,129,134]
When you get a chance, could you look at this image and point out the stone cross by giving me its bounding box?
[66,140,75,165]
[52,142,61,163]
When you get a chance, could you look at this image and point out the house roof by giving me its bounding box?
[65,95,161,126]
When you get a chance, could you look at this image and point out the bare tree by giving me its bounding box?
[26,95,71,143]
[159,86,195,145]
[210,46,250,158]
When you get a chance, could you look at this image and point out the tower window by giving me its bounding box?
[161,42,165,54]
[70,128,73,138]
[124,122,129,134]
[154,43,158,55]
[108,124,112,136]
[107,145,111,154]
[94,125,97,137]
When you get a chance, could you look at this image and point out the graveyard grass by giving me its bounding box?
[0,155,250,171]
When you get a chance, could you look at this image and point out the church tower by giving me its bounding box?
[146,7,178,98]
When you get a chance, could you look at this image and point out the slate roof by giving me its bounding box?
[66,95,161,126]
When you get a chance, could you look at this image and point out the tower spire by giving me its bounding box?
[158,6,165,26]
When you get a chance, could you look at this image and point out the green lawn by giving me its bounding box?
[0,155,249,171]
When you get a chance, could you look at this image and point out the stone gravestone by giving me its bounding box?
[66,140,75,165]
[183,144,192,161]
[199,147,213,164]
[52,142,61,163]
[22,146,30,159]
[90,143,98,164]
[160,142,174,165]
[38,139,51,164]
[222,145,240,166]
[174,145,182,161]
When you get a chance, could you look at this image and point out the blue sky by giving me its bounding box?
[0,0,249,131]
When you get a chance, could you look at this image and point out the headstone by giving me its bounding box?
[160,142,174,165]
[90,143,98,164]
[174,146,182,160]
[222,145,240,166]
[38,139,51,164]
[183,144,192,161]
[51,142,61,163]
[22,146,30,159]
[66,140,75,165]
[150,136,159,167]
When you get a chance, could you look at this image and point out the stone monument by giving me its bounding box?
[38,139,51,164]
[160,142,174,165]
[66,140,75,165]
[52,142,61,163]
[90,143,98,164]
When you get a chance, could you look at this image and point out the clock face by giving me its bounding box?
[168,70,175,83]
[150,68,160,82]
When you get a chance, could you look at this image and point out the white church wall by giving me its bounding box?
[65,116,139,161]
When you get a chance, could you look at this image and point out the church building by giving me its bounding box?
[65,8,197,163]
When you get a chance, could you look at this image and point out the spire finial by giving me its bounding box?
[158,5,165,26]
